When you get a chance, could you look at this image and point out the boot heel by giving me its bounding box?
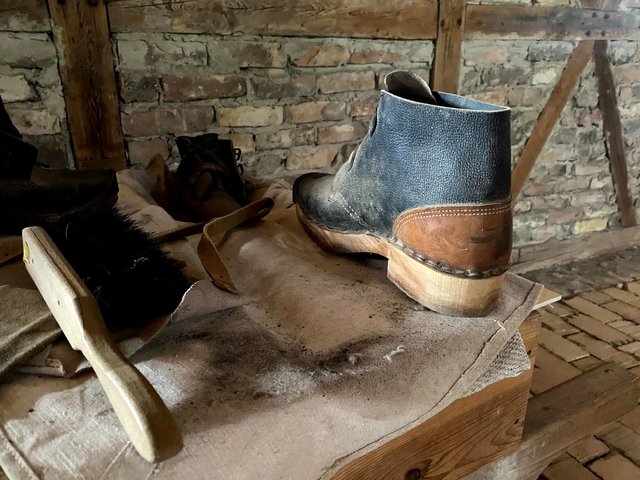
[387,246,504,317]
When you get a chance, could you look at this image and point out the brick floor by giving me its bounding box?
[524,255,640,480]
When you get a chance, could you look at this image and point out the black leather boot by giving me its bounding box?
[175,133,248,221]
[294,71,512,317]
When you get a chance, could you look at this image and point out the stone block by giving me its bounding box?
[608,41,637,65]
[162,75,246,101]
[0,33,57,68]
[5,107,60,135]
[532,66,559,85]
[317,71,375,94]
[527,41,573,62]
[0,74,35,102]
[285,101,346,124]
[119,72,159,103]
[286,145,339,170]
[572,218,608,234]
[614,64,640,84]
[250,74,315,99]
[127,137,169,166]
[218,106,283,127]
[288,42,350,67]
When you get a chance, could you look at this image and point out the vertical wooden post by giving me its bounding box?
[47,0,126,170]
[593,40,637,228]
[431,0,466,93]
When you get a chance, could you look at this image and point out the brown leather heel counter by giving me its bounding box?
[392,201,512,277]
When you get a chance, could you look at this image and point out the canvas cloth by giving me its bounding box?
[0,171,541,479]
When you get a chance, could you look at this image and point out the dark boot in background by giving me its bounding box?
[175,133,248,221]
[0,95,118,234]
[294,71,512,317]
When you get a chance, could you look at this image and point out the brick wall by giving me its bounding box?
[1,8,639,249]
[114,34,433,176]
[0,31,69,167]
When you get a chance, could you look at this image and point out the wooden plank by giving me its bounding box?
[567,333,639,368]
[603,301,640,323]
[543,455,600,480]
[581,0,622,9]
[107,0,439,39]
[0,0,49,31]
[467,363,640,479]
[531,347,581,394]
[431,0,466,93]
[465,5,640,40]
[602,287,640,308]
[511,40,593,199]
[593,40,637,228]
[566,314,633,346]
[580,290,613,305]
[564,296,622,323]
[48,0,126,170]
[540,311,579,336]
[512,225,640,273]
[335,314,540,480]
[539,328,589,362]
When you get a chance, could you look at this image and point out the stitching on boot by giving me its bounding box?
[393,204,511,236]
[393,241,510,278]
[335,193,371,230]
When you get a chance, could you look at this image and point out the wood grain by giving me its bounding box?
[107,0,439,39]
[48,0,126,170]
[22,226,182,462]
[593,40,638,228]
[465,5,640,40]
[468,363,639,479]
[511,40,594,199]
[432,0,466,93]
[0,0,49,31]
[334,314,541,480]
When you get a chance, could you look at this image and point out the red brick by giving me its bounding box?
[290,43,350,67]
[317,71,375,94]
[218,106,283,127]
[286,145,339,170]
[121,107,214,136]
[350,94,379,117]
[317,123,366,144]
[162,75,246,101]
[127,137,169,166]
[285,101,346,124]
[250,74,315,99]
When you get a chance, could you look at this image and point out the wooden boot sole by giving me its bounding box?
[297,205,504,317]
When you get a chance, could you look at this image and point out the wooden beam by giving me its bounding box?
[334,315,541,480]
[48,0,126,170]
[467,363,639,479]
[107,0,439,39]
[465,5,640,40]
[593,40,638,228]
[431,0,466,93]
[511,40,594,199]
[512,225,640,273]
[0,0,49,31]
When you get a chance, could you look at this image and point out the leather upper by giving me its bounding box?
[294,71,512,241]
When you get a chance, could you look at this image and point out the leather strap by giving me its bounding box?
[197,197,273,293]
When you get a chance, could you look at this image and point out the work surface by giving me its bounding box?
[0,177,542,479]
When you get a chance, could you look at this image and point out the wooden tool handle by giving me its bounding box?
[22,227,182,462]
